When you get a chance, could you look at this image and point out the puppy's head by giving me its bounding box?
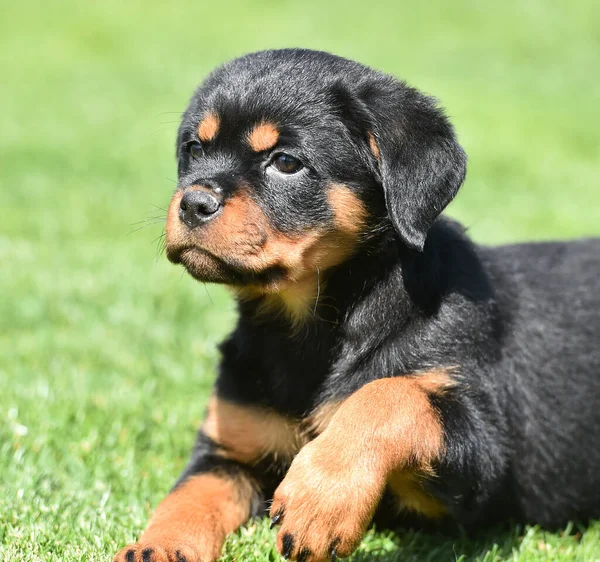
[166,49,466,316]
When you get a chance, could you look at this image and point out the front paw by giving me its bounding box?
[270,438,385,561]
[113,541,201,562]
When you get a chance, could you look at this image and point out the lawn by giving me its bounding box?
[1,0,599,560]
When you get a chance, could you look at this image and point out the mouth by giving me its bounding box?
[167,244,287,287]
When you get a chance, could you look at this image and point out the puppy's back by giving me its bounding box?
[482,238,600,525]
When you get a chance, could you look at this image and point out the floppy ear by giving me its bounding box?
[364,83,467,251]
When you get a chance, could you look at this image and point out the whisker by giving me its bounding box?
[153,227,167,262]
[126,204,167,236]
[129,215,166,226]
[151,231,166,246]
[149,124,181,137]
[126,223,160,235]
[203,283,214,304]
[150,203,169,212]
[126,220,166,235]
[313,267,321,315]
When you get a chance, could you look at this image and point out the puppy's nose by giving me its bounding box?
[179,189,221,228]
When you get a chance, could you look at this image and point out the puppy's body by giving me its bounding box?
[213,223,600,528]
[115,50,600,562]
[476,237,600,525]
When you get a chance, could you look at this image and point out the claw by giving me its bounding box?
[297,547,311,562]
[282,533,295,559]
[125,551,135,562]
[330,544,338,561]
[270,510,284,529]
[142,548,154,562]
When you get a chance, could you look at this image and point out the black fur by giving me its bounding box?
[172,49,600,531]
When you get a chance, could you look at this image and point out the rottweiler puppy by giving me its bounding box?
[114,49,600,562]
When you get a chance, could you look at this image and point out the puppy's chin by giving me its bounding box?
[168,245,288,288]
[170,247,234,284]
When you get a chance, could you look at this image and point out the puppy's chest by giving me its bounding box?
[220,325,351,416]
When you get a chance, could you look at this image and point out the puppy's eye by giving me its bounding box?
[272,153,303,174]
[188,141,203,159]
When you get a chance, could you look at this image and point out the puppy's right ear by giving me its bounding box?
[361,81,467,251]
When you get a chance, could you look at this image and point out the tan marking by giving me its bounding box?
[254,283,319,328]
[388,470,447,518]
[241,187,367,324]
[320,374,447,475]
[410,367,457,394]
[113,473,253,562]
[198,113,220,142]
[368,131,380,162]
[166,184,368,325]
[327,184,368,236]
[234,271,324,329]
[164,190,231,282]
[167,189,308,278]
[164,190,182,244]
[203,396,306,465]
[167,188,345,323]
[301,400,343,438]
[166,189,276,283]
[248,122,279,152]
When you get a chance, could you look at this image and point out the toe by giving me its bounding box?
[114,542,201,562]
[114,545,137,562]
[281,533,295,559]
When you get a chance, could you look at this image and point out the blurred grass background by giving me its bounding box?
[0,0,598,560]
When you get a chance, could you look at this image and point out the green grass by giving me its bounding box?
[1,0,599,560]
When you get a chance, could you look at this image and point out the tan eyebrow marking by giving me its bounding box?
[248,122,280,152]
[198,113,220,142]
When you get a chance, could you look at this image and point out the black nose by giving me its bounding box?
[179,189,221,228]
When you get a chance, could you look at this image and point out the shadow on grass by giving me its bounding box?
[225,517,590,562]
[350,525,532,562]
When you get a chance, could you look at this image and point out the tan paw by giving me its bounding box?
[113,540,201,562]
[269,437,385,561]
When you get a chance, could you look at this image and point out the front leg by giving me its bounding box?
[115,394,302,562]
[114,469,256,562]
[270,371,453,562]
